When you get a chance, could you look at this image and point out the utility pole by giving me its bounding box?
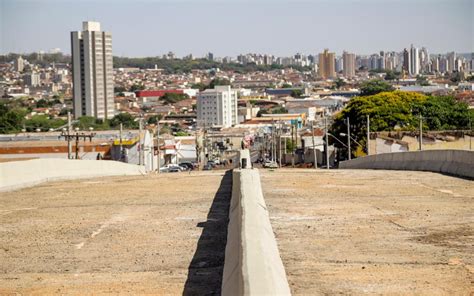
[311,120,317,169]
[278,121,282,167]
[291,122,295,167]
[346,117,351,160]
[119,123,123,161]
[67,111,72,159]
[367,115,370,156]
[470,117,472,150]
[60,131,96,160]
[271,120,275,162]
[138,116,143,166]
[325,117,329,170]
[157,121,161,173]
[419,114,423,151]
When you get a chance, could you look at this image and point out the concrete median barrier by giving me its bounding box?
[0,158,146,192]
[222,168,291,296]
[339,150,474,179]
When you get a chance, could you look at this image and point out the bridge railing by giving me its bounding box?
[339,150,474,179]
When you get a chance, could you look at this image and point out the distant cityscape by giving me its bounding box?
[0,20,472,168]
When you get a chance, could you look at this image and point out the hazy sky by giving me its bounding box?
[1,0,473,57]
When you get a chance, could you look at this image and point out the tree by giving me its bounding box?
[271,106,288,114]
[281,83,292,88]
[208,78,230,89]
[450,72,462,83]
[24,115,66,132]
[334,78,346,89]
[360,79,395,96]
[416,75,430,86]
[36,99,51,108]
[74,116,109,130]
[191,83,207,91]
[129,84,145,92]
[384,70,399,81]
[159,93,189,105]
[286,139,296,152]
[331,91,473,158]
[290,89,303,98]
[147,115,162,125]
[110,113,138,128]
[175,131,189,136]
[0,104,27,133]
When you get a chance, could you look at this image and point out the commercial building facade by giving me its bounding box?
[71,21,114,120]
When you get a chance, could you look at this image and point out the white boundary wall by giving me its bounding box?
[0,159,146,192]
[339,150,474,179]
[222,168,291,296]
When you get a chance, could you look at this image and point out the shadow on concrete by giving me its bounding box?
[183,170,232,296]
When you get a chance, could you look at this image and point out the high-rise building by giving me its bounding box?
[402,48,410,74]
[446,52,456,73]
[197,85,238,128]
[409,45,420,76]
[342,51,356,78]
[14,56,25,72]
[318,49,336,79]
[24,72,41,87]
[71,21,114,119]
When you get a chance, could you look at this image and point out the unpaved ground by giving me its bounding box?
[0,171,232,295]
[261,169,474,295]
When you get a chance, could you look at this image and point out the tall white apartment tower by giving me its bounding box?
[197,85,238,128]
[409,44,420,76]
[71,21,114,120]
[342,51,356,78]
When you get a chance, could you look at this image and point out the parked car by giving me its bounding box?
[203,164,213,170]
[207,160,216,167]
[179,162,194,171]
[263,161,278,169]
[168,167,181,173]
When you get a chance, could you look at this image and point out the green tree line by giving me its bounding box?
[331,90,473,158]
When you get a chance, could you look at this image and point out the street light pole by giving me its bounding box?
[346,117,351,160]
[311,120,317,169]
[67,111,72,159]
[157,121,161,173]
[138,116,143,166]
[325,117,329,170]
[367,115,370,156]
[419,114,423,151]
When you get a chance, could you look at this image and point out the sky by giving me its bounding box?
[0,0,473,57]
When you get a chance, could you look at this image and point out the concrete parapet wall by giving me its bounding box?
[222,169,291,296]
[0,159,146,192]
[339,150,474,179]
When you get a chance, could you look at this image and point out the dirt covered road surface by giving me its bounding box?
[0,171,232,295]
[261,169,473,295]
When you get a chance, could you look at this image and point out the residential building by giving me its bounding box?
[447,52,456,73]
[409,45,420,76]
[403,48,410,74]
[71,21,114,120]
[197,85,238,128]
[14,56,25,72]
[342,51,356,78]
[24,72,41,87]
[318,49,336,79]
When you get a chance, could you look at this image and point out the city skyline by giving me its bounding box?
[1,0,472,57]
